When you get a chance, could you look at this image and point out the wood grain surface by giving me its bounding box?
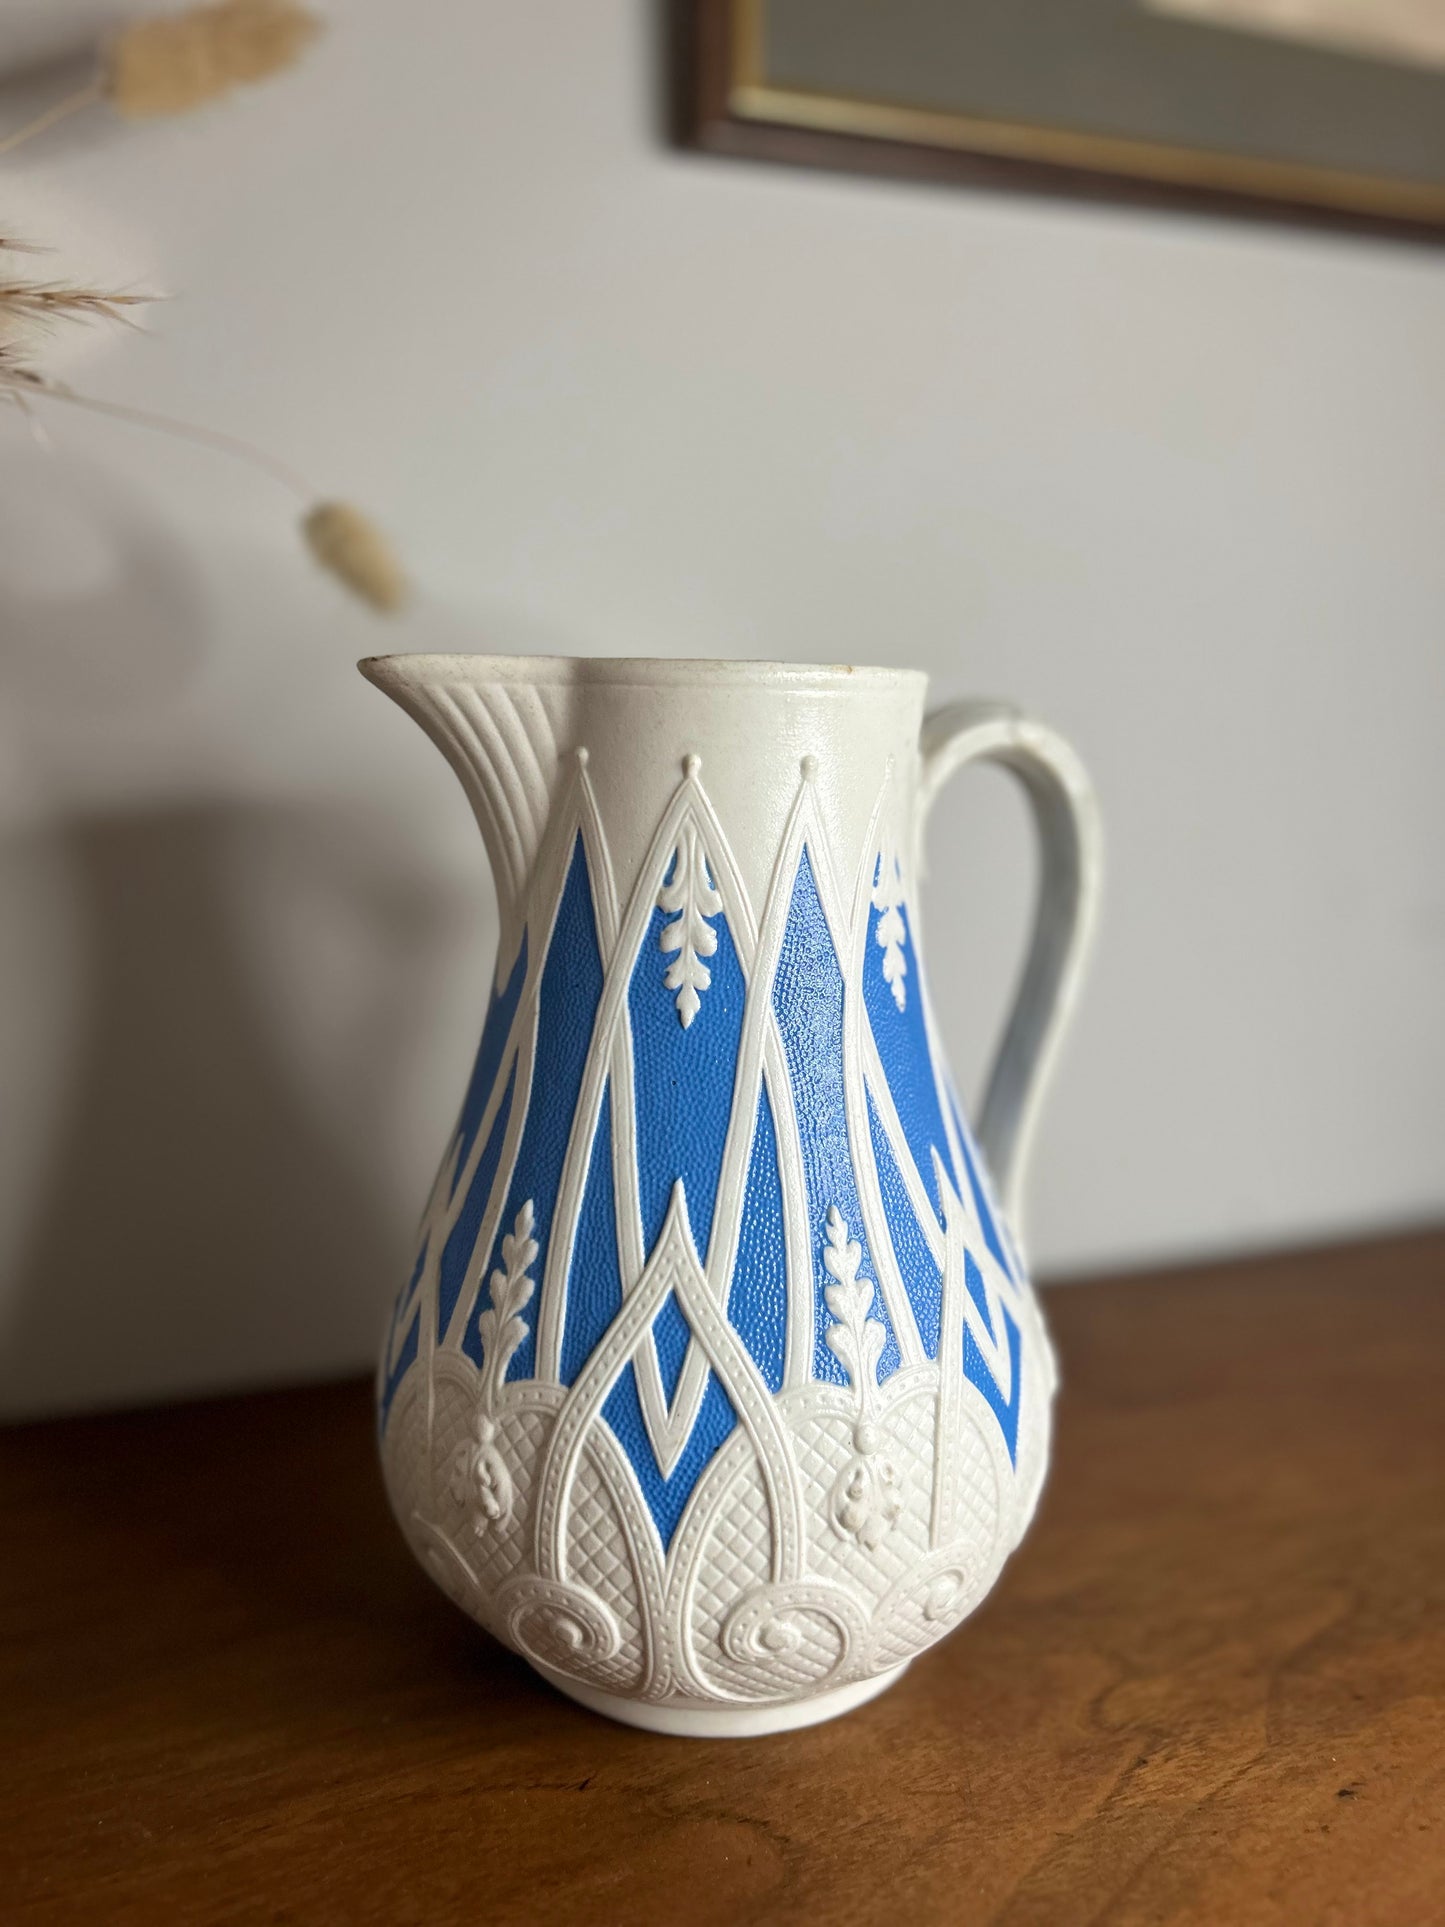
[4,1231,1443,1925]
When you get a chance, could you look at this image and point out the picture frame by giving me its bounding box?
[679,0,1445,242]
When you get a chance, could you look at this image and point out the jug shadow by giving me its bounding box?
[0,454,563,1727]
[0,805,558,1711]
[0,805,557,1720]
[0,804,412,1411]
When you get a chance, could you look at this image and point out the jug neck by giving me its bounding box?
[360,655,930,969]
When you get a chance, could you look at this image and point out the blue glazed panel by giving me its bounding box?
[557,1084,625,1387]
[964,1248,996,1341]
[651,1293,692,1406]
[867,1086,942,1361]
[399,1233,428,1313]
[438,1059,515,1343]
[451,933,528,1195]
[628,896,747,1261]
[726,1085,788,1394]
[864,896,959,1226]
[964,1304,1022,1465]
[377,1237,428,1432]
[378,1302,420,1435]
[773,848,901,1386]
[604,1364,737,1551]
[948,1088,1018,1285]
[463,835,603,1383]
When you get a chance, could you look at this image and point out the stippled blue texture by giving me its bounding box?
[604,1363,737,1550]
[378,1264,422,1435]
[451,934,527,1195]
[438,1059,515,1342]
[964,1303,1022,1464]
[651,1294,691,1405]
[627,857,750,1429]
[964,1249,996,1341]
[864,898,958,1224]
[726,1085,788,1393]
[773,848,901,1386]
[558,1085,624,1387]
[867,1086,942,1360]
[471,835,602,1383]
[628,896,746,1261]
[378,1238,427,1432]
[401,1233,427,1311]
[378,1315,419,1433]
[949,1089,1016,1284]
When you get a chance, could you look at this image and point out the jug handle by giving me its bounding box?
[918,701,1103,1233]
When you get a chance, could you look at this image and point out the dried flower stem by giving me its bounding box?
[0,80,104,160]
[0,372,407,611]
[0,369,314,497]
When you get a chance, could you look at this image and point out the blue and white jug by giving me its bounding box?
[364,655,1100,1736]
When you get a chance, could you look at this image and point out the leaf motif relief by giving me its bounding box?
[477,1200,538,1400]
[871,843,908,1012]
[822,1206,905,1551]
[455,1200,538,1538]
[658,822,722,1028]
[821,1206,885,1399]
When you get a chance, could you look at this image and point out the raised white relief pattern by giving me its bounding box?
[658,810,722,1028]
[448,1202,537,1537]
[379,749,1048,1718]
[872,835,908,1012]
[822,1208,905,1552]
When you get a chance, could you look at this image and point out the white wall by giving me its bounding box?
[1,0,1441,1418]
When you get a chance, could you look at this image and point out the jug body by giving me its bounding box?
[364,655,1097,1736]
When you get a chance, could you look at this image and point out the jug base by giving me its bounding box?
[531,1660,910,1737]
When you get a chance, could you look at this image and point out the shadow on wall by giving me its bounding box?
[0,804,438,1418]
[0,445,542,1420]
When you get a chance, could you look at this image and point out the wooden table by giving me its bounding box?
[5,1232,1443,1924]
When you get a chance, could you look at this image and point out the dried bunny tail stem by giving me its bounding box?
[107,0,322,120]
[0,370,407,613]
[0,370,315,497]
[0,80,105,159]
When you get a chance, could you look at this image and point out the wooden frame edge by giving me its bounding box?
[676,0,1445,246]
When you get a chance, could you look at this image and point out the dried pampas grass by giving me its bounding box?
[0,0,321,155]
[303,503,407,613]
[0,8,407,615]
[108,0,321,120]
[0,281,152,355]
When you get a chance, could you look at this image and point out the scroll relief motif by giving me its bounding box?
[377,746,1051,1711]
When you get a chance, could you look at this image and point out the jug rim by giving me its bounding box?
[359,652,928,691]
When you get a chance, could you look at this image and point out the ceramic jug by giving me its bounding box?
[363,655,1100,1736]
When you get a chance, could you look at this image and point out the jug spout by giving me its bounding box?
[360,653,569,960]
